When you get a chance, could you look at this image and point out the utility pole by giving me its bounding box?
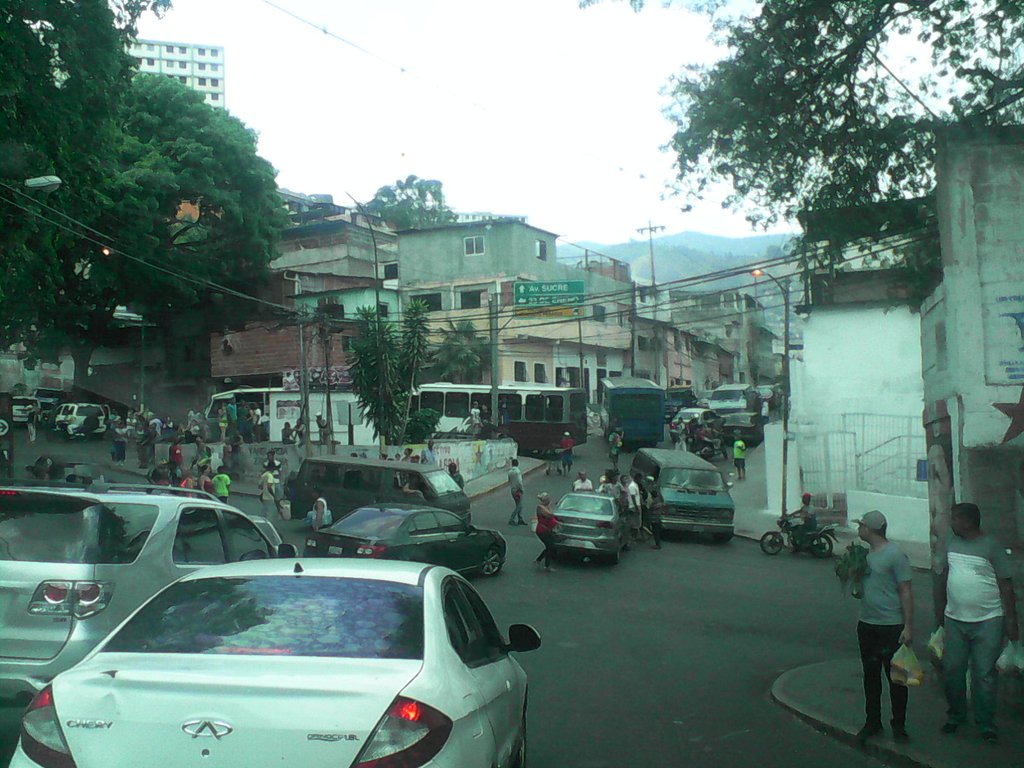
[577,310,587,400]
[321,319,335,455]
[752,269,791,517]
[298,319,312,458]
[488,294,499,422]
[636,221,665,286]
[630,282,638,377]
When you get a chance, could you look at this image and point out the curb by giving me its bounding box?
[770,663,939,768]
[467,459,547,501]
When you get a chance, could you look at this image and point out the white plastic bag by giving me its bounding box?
[996,641,1022,675]
[927,627,944,661]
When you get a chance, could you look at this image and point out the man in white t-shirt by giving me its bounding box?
[936,502,1019,742]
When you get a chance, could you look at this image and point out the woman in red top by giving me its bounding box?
[534,492,559,570]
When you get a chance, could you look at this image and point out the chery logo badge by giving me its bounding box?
[181,720,234,739]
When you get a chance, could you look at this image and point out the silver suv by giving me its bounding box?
[0,485,287,705]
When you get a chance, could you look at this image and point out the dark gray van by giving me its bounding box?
[629,448,735,542]
[290,457,471,523]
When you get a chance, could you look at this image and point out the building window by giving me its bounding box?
[463,235,484,256]
[210,94,220,101]
[179,46,187,54]
[460,290,482,310]
[377,303,389,318]
[514,361,528,382]
[536,239,547,261]
[198,63,207,71]
[212,48,220,56]
[198,77,207,86]
[211,64,220,71]
[637,336,650,351]
[146,58,155,65]
[179,76,187,83]
[198,48,206,55]
[146,44,154,51]
[211,78,220,86]
[674,334,682,351]
[593,304,606,322]
[166,45,174,53]
[415,293,442,311]
[596,351,607,366]
[179,61,187,69]
[534,363,548,384]
[383,263,399,279]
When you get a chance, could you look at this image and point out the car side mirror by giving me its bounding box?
[507,623,541,653]
[277,543,298,558]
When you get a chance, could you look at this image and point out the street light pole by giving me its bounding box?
[752,269,791,517]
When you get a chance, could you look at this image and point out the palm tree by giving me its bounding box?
[433,320,487,383]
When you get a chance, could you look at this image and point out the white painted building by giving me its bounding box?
[128,39,225,108]
[784,267,930,543]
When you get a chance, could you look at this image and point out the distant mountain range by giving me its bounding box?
[567,231,793,288]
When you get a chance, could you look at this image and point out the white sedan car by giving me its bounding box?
[11,559,539,768]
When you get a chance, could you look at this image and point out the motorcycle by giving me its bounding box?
[759,517,838,558]
[687,433,729,462]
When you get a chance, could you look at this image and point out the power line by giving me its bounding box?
[409,226,936,328]
[0,190,309,320]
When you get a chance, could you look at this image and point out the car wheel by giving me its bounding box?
[608,544,621,565]
[479,546,503,576]
[511,706,527,768]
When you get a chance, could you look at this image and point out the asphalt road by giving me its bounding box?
[2,432,929,767]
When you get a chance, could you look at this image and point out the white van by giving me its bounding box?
[52,403,110,438]
[706,384,759,415]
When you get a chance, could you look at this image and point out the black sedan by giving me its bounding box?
[721,412,765,447]
[303,503,506,576]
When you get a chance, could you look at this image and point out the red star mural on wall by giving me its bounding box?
[993,386,1024,444]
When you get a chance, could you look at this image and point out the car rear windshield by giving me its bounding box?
[424,471,462,495]
[557,495,613,516]
[724,414,754,425]
[103,576,424,659]
[710,390,743,403]
[0,494,158,564]
[329,507,406,540]
[661,468,725,491]
[77,405,103,417]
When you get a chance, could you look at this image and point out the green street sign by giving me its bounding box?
[513,280,586,308]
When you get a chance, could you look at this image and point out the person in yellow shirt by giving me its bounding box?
[732,439,747,480]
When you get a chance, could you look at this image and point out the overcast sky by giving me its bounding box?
[138,0,794,245]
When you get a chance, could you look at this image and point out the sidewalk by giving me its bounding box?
[772,658,1024,768]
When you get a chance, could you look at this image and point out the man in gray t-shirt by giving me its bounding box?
[854,510,914,744]
[936,502,1019,741]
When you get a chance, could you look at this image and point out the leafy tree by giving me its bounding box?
[433,320,487,384]
[364,175,457,230]
[583,1,1024,234]
[349,301,431,444]
[3,71,285,382]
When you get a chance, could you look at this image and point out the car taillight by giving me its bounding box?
[356,545,389,557]
[29,581,112,618]
[596,521,613,529]
[21,685,77,768]
[353,696,452,768]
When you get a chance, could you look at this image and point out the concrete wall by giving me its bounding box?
[793,304,924,420]
[921,127,1024,612]
[844,490,929,543]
